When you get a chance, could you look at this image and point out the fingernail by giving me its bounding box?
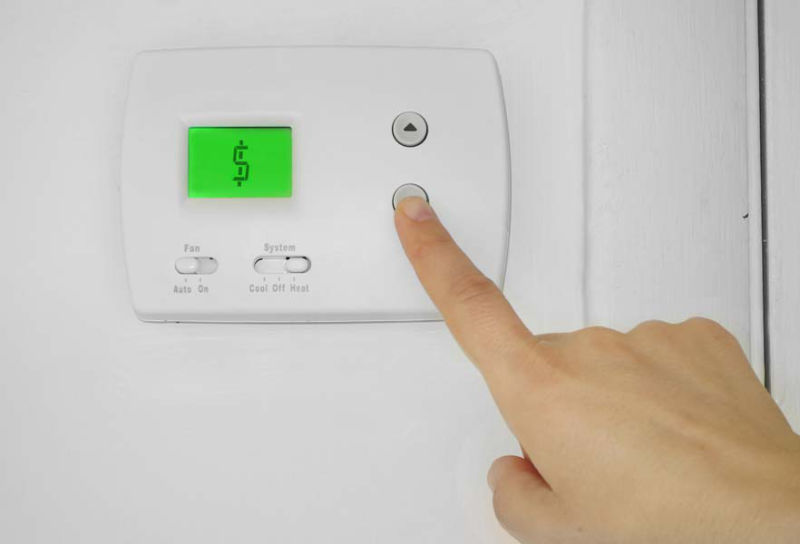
[398,197,435,222]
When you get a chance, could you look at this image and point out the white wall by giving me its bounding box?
[764,0,800,430]
[584,1,760,373]
[0,1,766,542]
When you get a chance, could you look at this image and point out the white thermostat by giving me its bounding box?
[120,47,510,322]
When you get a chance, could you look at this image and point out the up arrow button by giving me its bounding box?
[393,112,428,147]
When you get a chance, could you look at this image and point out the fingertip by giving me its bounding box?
[395,196,435,222]
[488,455,530,492]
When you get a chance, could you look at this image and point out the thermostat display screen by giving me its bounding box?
[187,127,292,198]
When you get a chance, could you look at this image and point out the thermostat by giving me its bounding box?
[120,47,510,322]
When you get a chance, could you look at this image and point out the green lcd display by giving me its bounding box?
[187,127,292,198]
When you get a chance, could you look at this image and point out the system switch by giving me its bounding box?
[255,256,311,275]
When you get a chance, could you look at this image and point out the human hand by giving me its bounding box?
[394,197,800,543]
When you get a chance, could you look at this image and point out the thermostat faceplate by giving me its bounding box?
[120,47,511,322]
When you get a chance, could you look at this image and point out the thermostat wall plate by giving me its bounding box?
[120,47,511,322]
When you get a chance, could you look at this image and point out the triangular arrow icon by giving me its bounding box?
[403,123,418,132]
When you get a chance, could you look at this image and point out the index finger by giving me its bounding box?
[394,196,537,379]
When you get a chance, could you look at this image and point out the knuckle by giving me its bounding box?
[527,339,564,373]
[682,316,737,343]
[576,326,625,347]
[628,319,673,338]
[683,316,723,332]
[448,272,497,308]
[406,234,451,262]
[515,340,572,399]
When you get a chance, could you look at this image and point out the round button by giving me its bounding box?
[392,183,429,210]
[392,112,428,147]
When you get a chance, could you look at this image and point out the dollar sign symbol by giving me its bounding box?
[233,140,249,187]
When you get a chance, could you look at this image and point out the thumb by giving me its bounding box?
[488,456,573,542]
